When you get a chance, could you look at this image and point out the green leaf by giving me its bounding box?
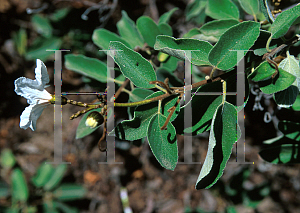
[161,56,179,71]
[26,37,62,61]
[31,163,54,187]
[11,169,29,201]
[129,88,154,103]
[53,201,78,213]
[117,10,144,49]
[158,7,178,24]
[0,182,9,198]
[205,0,239,20]
[209,21,260,70]
[53,184,86,201]
[31,14,52,38]
[185,0,206,21]
[76,108,102,139]
[156,68,183,87]
[12,28,27,56]
[154,35,213,66]
[109,41,156,88]
[259,0,274,23]
[199,19,240,39]
[258,68,296,94]
[49,7,70,22]
[0,149,16,168]
[270,4,300,39]
[147,113,178,170]
[278,120,300,141]
[137,16,161,47]
[238,0,259,17]
[92,29,130,50]
[273,85,299,107]
[195,102,238,189]
[158,23,173,36]
[248,61,276,82]
[259,144,300,164]
[112,92,179,141]
[183,28,201,38]
[44,164,67,191]
[64,54,107,83]
[292,94,300,111]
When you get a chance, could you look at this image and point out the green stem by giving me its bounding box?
[222,80,226,104]
[266,36,272,52]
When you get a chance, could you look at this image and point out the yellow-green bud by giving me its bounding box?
[49,95,68,105]
[85,112,104,128]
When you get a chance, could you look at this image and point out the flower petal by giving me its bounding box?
[20,103,49,131]
[14,77,52,104]
[35,59,50,88]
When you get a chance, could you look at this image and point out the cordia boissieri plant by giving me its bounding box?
[14,0,300,189]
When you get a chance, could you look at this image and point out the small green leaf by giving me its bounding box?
[137,16,161,47]
[44,164,67,191]
[117,10,144,49]
[278,121,300,141]
[26,37,62,61]
[273,85,299,107]
[161,56,179,71]
[248,61,276,82]
[292,94,300,111]
[109,41,156,88]
[158,7,178,24]
[31,14,53,38]
[0,149,16,168]
[238,0,259,17]
[259,144,300,164]
[64,54,107,83]
[270,4,300,39]
[52,201,78,213]
[76,108,102,139]
[11,169,29,201]
[50,7,70,22]
[12,28,27,56]
[258,68,296,94]
[209,21,260,71]
[196,102,238,189]
[199,19,240,39]
[31,163,54,187]
[147,113,178,170]
[53,184,86,201]
[158,23,173,36]
[154,35,213,66]
[205,0,239,20]
[185,0,207,21]
[92,29,130,50]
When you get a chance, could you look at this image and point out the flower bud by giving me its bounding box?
[85,112,104,128]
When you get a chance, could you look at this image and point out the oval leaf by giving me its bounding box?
[137,16,161,47]
[11,169,29,201]
[92,29,130,50]
[154,35,213,66]
[109,41,156,88]
[205,0,239,20]
[147,113,178,170]
[238,0,259,17]
[31,163,54,188]
[196,102,238,189]
[65,54,107,83]
[209,21,260,70]
[199,19,240,39]
[76,108,102,139]
[53,184,86,201]
[158,7,178,24]
[158,23,173,36]
[44,164,67,191]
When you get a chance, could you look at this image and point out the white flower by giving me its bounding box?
[14,59,54,131]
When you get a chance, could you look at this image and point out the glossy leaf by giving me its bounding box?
[209,21,260,71]
[0,149,16,168]
[278,121,300,141]
[248,61,276,82]
[158,23,173,36]
[31,14,52,38]
[11,169,29,201]
[196,102,238,189]
[137,16,161,47]
[109,41,156,88]
[258,68,296,94]
[65,54,107,83]
[31,163,54,187]
[53,184,86,201]
[259,144,300,164]
[154,35,213,66]
[147,113,178,170]
[159,7,178,24]
[76,108,102,139]
[273,85,299,107]
[238,0,259,17]
[112,91,179,140]
[199,19,240,39]
[92,29,130,50]
[26,37,62,61]
[270,4,300,39]
[205,0,239,20]
[117,10,144,49]
[44,164,67,191]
